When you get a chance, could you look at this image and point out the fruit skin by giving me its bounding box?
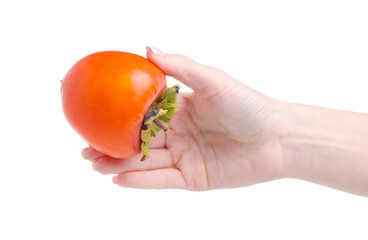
[61,51,167,159]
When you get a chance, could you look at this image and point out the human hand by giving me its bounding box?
[82,47,285,190]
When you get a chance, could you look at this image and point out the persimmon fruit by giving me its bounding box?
[61,51,178,160]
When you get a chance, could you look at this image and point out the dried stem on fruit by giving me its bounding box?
[140,85,180,161]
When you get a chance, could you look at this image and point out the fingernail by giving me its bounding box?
[148,46,166,57]
[112,176,118,184]
[82,148,88,159]
[92,162,97,171]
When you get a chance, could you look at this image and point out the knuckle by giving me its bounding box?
[208,66,226,76]
[172,54,191,64]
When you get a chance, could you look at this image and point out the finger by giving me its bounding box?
[93,148,173,174]
[113,168,186,189]
[82,130,165,161]
[146,46,233,98]
[82,147,105,161]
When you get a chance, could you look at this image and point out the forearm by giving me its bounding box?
[279,102,368,196]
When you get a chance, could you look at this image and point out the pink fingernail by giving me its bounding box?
[92,162,98,171]
[82,148,88,159]
[148,46,166,57]
[112,176,118,184]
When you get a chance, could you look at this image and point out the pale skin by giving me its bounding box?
[82,46,368,197]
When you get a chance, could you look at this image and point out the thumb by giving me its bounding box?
[146,46,231,98]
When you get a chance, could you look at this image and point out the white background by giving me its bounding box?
[1,0,367,239]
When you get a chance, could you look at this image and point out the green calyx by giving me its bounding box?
[140,85,180,161]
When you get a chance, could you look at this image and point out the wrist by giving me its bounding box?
[277,102,313,179]
[277,101,368,196]
[277,102,342,180]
